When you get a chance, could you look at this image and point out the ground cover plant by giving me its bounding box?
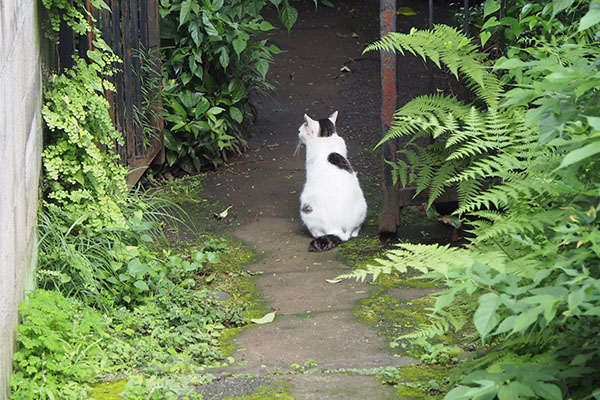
[343,0,600,398]
[10,1,267,398]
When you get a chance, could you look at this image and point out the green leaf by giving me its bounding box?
[532,383,562,400]
[481,16,499,30]
[483,0,501,18]
[480,31,492,47]
[474,292,501,339]
[229,106,243,123]
[207,106,224,115]
[89,0,110,11]
[552,0,574,19]
[493,57,527,69]
[568,287,585,313]
[494,315,517,334]
[434,290,456,313]
[232,35,247,57]
[202,12,219,36]
[511,308,539,333]
[256,59,269,79]
[195,97,210,118]
[251,311,276,324]
[219,47,229,69]
[134,280,149,291]
[587,116,600,131]
[498,381,535,399]
[189,21,201,46]
[557,141,600,169]
[179,0,193,28]
[578,3,600,31]
[279,3,298,33]
[127,258,150,276]
[258,20,276,31]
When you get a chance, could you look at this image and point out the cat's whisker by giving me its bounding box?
[293,141,303,157]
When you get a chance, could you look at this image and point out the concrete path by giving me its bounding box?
[198,1,446,397]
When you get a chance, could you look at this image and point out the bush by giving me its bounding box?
[344,1,600,398]
[159,0,292,171]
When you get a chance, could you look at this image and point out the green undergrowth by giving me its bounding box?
[151,174,270,358]
[336,219,465,398]
[378,365,451,399]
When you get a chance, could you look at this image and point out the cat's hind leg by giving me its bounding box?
[308,235,342,252]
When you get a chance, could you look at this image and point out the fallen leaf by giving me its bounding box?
[326,278,342,284]
[397,6,417,16]
[251,312,276,324]
[214,205,232,219]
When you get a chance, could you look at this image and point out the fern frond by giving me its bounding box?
[400,306,467,340]
[368,243,475,279]
[365,25,502,107]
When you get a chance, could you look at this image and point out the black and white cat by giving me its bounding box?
[297,111,367,252]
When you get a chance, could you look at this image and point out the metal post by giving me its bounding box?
[379,0,399,234]
[428,0,434,94]
[464,0,469,36]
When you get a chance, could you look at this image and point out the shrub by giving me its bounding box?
[343,1,600,398]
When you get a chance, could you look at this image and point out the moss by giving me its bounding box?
[377,365,450,399]
[376,273,440,290]
[337,234,387,268]
[222,380,294,400]
[89,380,127,399]
[354,293,434,345]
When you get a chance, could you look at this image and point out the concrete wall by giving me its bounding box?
[0,0,43,397]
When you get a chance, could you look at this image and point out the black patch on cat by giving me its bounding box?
[301,204,313,214]
[327,152,353,173]
[309,235,342,252]
[318,118,336,137]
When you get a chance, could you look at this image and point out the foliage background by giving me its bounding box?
[347,0,600,398]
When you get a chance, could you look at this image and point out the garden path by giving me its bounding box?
[198,0,451,397]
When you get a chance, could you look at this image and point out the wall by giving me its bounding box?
[0,0,43,397]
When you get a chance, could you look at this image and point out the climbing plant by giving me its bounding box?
[342,1,600,398]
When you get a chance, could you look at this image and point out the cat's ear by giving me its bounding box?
[328,111,338,125]
[304,114,318,135]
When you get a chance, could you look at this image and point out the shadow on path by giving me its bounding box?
[198,1,451,398]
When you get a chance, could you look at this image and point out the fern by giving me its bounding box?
[362,14,600,399]
[365,25,502,107]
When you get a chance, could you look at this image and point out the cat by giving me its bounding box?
[297,111,367,252]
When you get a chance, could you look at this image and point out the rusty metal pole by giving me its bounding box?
[379,0,399,234]
[464,0,469,35]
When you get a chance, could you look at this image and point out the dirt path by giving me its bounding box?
[197,1,450,398]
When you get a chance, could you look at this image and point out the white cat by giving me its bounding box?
[297,111,367,252]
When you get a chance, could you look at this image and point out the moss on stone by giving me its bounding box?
[337,234,387,268]
[376,273,440,290]
[89,380,127,399]
[354,293,434,345]
[222,380,294,400]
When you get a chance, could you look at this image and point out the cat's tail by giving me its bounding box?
[308,234,342,252]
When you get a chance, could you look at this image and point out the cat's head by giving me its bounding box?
[298,111,339,145]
